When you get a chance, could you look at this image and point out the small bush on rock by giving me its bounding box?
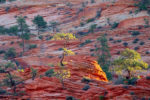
[4,48,16,59]
[45,69,54,77]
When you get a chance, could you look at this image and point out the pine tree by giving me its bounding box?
[95,35,112,80]
[49,21,59,32]
[0,61,23,95]
[32,15,47,35]
[17,16,30,54]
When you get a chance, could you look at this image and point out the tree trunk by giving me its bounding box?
[32,73,36,80]
[127,70,131,79]
[37,27,40,36]
[0,71,16,94]
[60,53,65,66]
[8,72,16,94]
[22,38,25,53]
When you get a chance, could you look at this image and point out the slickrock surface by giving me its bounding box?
[0,0,150,99]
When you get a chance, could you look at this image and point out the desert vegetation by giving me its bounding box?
[0,0,150,99]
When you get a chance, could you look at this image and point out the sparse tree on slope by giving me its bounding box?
[17,16,30,54]
[95,34,112,80]
[49,21,59,32]
[32,15,47,35]
[0,61,23,95]
[112,48,148,79]
[52,33,76,89]
[52,33,76,66]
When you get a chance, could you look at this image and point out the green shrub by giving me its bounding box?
[91,0,95,3]
[66,96,76,100]
[0,26,6,34]
[144,18,149,28]
[0,88,6,95]
[29,44,37,50]
[0,25,18,36]
[127,77,138,85]
[38,35,43,40]
[131,31,141,36]
[95,9,101,18]
[146,76,150,80]
[0,0,6,4]
[132,38,139,43]
[4,48,16,59]
[82,84,90,91]
[130,91,135,95]
[89,24,97,33]
[81,77,91,83]
[145,51,149,54]
[46,36,52,40]
[111,22,119,29]
[86,18,95,23]
[79,39,92,47]
[80,22,84,26]
[5,7,10,12]
[45,69,54,77]
[129,10,133,14]
[134,0,150,13]
[117,40,122,43]
[0,50,5,54]
[7,25,18,36]
[58,48,63,51]
[99,96,105,100]
[109,37,113,41]
[116,51,120,55]
[139,41,145,45]
[90,49,95,52]
[9,0,16,2]
[91,53,95,56]
[123,42,128,47]
[134,46,139,50]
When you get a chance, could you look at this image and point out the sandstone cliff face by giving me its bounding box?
[0,0,150,99]
[1,65,150,100]
[0,0,149,65]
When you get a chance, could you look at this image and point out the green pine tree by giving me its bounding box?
[17,16,30,54]
[32,15,47,35]
[95,35,112,80]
